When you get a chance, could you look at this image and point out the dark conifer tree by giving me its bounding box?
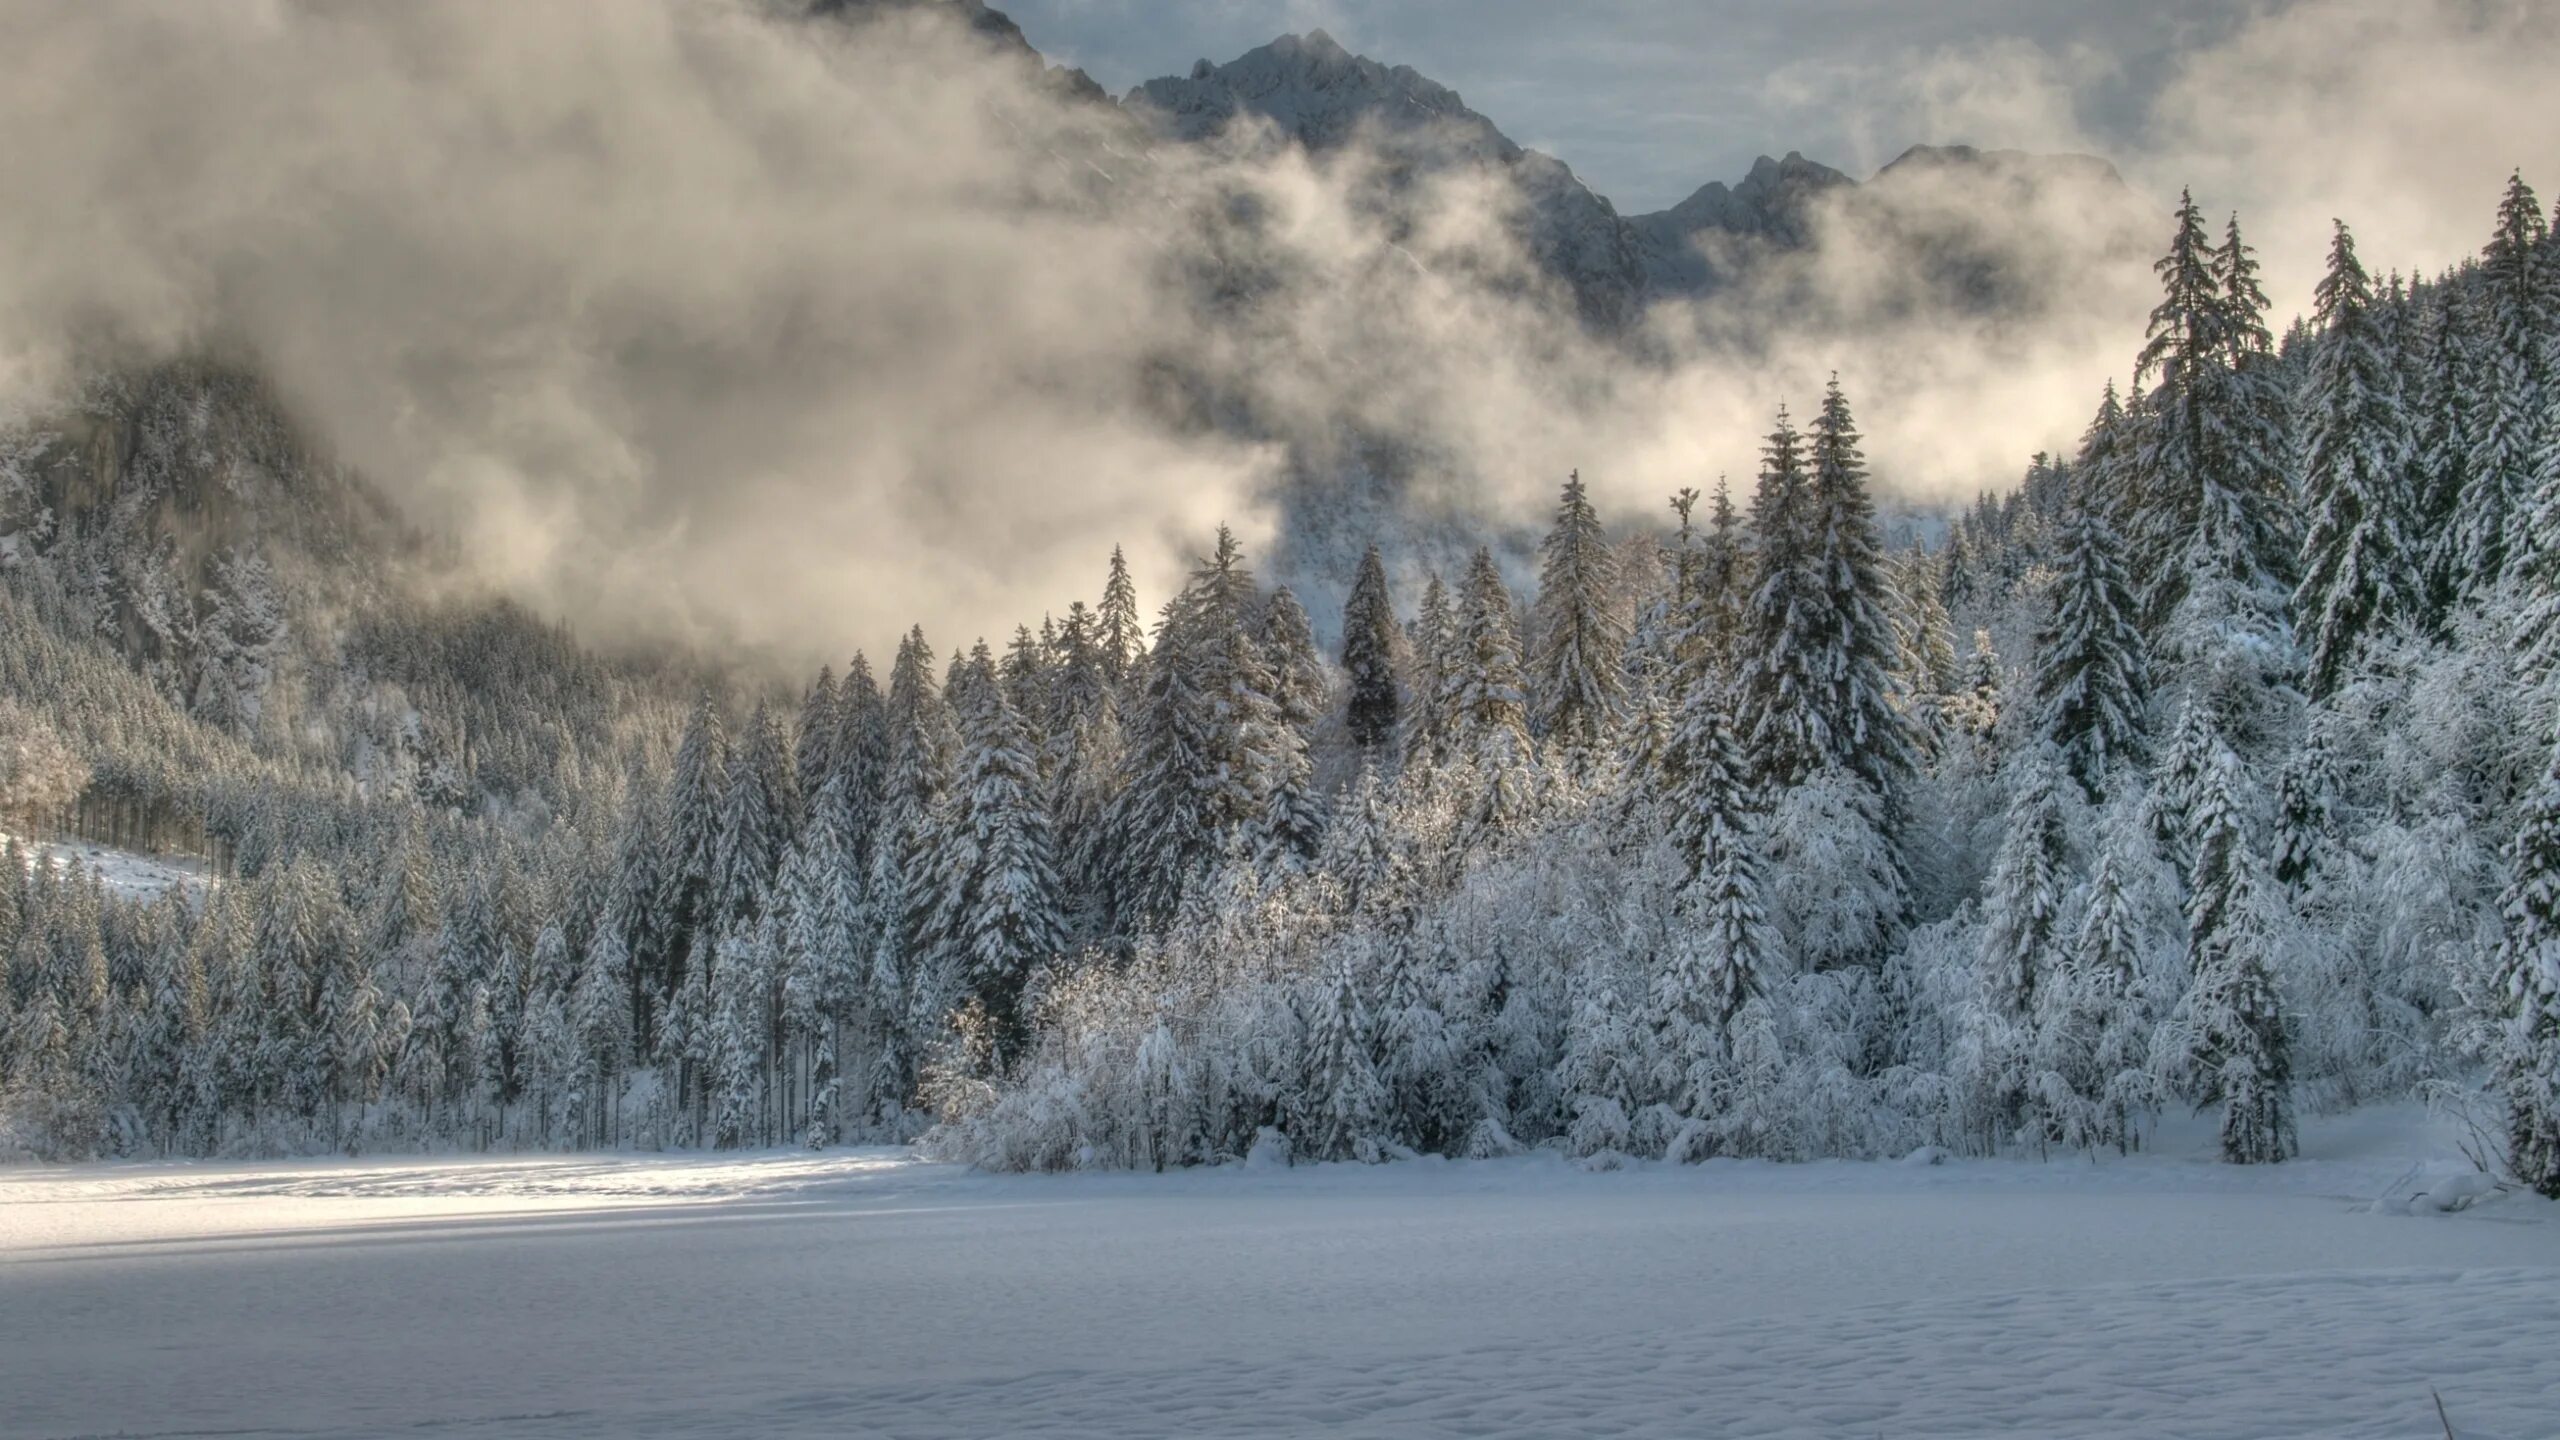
[1529,471,1627,756]
[1340,544,1403,757]
[2296,221,2415,696]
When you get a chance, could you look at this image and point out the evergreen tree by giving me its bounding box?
[952,669,1066,1044]
[2181,740,2295,1164]
[1339,544,1403,756]
[654,694,728,1006]
[1097,545,1145,689]
[2462,173,2551,593]
[1449,548,1535,822]
[1401,574,1458,769]
[2033,484,2148,798]
[794,665,840,801]
[1529,471,1628,755]
[1304,953,1384,1162]
[1738,406,1824,790]
[2491,737,2560,1196]
[1256,587,1329,866]
[2295,221,2415,695]
[1804,378,1915,800]
[708,702,792,931]
[1107,529,1281,932]
[1980,749,2070,1024]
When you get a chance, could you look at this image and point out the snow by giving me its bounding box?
[4,1106,2555,1440]
[4,830,212,903]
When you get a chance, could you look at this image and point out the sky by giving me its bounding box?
[1002,0,2250,212]
[1,0,2554,664]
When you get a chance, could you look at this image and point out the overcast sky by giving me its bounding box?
[1002,0,2249,212]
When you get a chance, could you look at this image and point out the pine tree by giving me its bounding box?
[2130,196,2298,701]
[2414,289,2481,626]
[2491,737,2560,1196]
[2270,732,2337,898]
[952,668,1066,1044]
[1339,544,1403,756]
[2296,221,2415,696]
[708,702,791,931]
[794,666,841,801]
[1256,587,1329,866]
[2181,740,2295,1164]
[1097,545,1145,690]
[1402,573,1457,769]
[1449,548,1535,822]
[1529,471,1627,756]
[2462,173,2550,594]
[1738,406,1824,790]
[1107,528,1282,932]
[1804,378,1915,800]
[1303,954,1383,1162]
[2033,482,2148,799]
[654,694,728,1007]
[1981,749,2069,1024]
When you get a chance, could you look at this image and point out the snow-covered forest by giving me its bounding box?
[4,172,2560,1202]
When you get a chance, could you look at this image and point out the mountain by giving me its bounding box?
[1119,31,2144,333]
[1126,31,1648,331]
[1626,152,1855,296]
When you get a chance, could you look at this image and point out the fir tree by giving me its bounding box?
[1804,378,1915,800]
[2181,740,2295,1164]
[2462,173,2550,593]
[1529,471,1628,756]
[1449,548,1535,822]
[1097,545,1145,689]
[1303,954,1383,1162]
[1256,587,1329,866]
[2296,221,2415,696]
[2033,481,2149,799]
[1738,406,1824,790]
[2491,736,2560,1196]
[1339,544,1403,756]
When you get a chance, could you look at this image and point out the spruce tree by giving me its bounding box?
[952,670,1065,1044]
[1097,545,1145,689]
[1738,406,1824,790]
[1804,378,1915,799]
[2491,737,2560,1196]
[1981,749,2069,1024]
[654,694,728,1008]
[1256,587,1328,866]
[2462,173,2550,593]
[2182,740,2295,1164]
[794,666,840,801]
[2296,220,2415,696]
[2033,479,2149,799]
[1529,471,1628,756]
[1304,954,1383,1162]
[1107,528,1282,932]
[1449,548,1536,822]
[1402,573,1457,769]
[1339,544,1403,756]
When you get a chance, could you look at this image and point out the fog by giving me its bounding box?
[0,0,2549,665]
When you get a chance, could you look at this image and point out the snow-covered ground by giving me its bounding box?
[4,1107,2555,1440]
[3,830,212,902]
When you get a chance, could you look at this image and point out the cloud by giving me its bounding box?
[0,0,1279,665]
[0,0,2549,671]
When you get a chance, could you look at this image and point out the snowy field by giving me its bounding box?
[3,831,212,903]
[5,1108,2556,1440]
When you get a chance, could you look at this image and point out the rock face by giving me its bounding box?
[1626,152,1855,297]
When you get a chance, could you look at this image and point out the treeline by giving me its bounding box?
[3,177,2559,1194]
